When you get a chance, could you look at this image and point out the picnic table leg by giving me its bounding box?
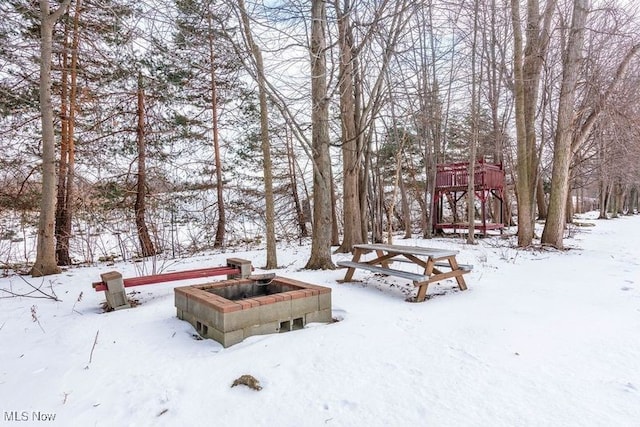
[448,256,468,291]
[415,258,436,302]
[415,282,429,302]
[376,250,391,269]
[343,248,364,282]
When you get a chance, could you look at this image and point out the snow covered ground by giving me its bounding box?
[1,212,639,427]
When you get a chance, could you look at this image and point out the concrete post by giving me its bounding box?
[100,271,130,310]
[226,258,252,279]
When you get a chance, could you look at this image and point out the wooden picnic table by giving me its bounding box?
[337,243,472,302]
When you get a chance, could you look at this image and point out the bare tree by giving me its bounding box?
[305,0,334,269]
[510,0,556,247]
[32,0,72,277]
[540,0,589,248]
[56,0,83,266]
[134,72,156,258]
[206,9,226,249]
[467,0,482,245]
[236,0,278,269]
[542,3,640,247]
[333,0,363,253]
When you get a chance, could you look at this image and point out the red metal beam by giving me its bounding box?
[93,266,240,292]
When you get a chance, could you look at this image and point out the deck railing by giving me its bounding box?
[435,162,504,190]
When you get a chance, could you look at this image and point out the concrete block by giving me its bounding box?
[216,328,245,348]
[100,271,130,310]
[190,299,224,329]
[318,292,332,310]
[258,300,292,324]
[226,258,252,279]
[291,295,319,315]
[305,308,332,324]
[220,306,261,332]
[244,320,281,337]
[174,291,188,312]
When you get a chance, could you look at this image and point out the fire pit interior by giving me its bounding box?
[175,276,332,347]
[207,281,301,300]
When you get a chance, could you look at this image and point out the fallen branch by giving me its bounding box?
[0,276,61,302]
[86,330,99,368]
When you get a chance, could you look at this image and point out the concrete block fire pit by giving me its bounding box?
[175,276,332,347]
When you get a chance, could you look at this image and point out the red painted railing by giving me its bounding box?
[435,161,504,190]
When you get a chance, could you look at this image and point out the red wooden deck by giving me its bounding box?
[435,161,504,191]
[433,160,506,235]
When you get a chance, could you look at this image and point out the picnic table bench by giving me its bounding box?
[337,243,472,302]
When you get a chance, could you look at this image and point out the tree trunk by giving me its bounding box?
[370,156,384,243]
[536,176,547,220]
[467,0,480,245]
[58,0,81,265]
[207,12,226,249]
[627,187,637,215]
[511,0,556,246]
[541,0,588,248]
[305,0,334,270]
[387,136,404,244]
[135,73,156,258]
[423,6,442,239]
[598,180,609,219]
[511,0,533,246]
[256,53,277,268]
[286,130,307,238]
[55,6,71,266]
[330,167,340,246]
[32,0,71,277]
[565,188,574,224]
[237,0,277,268]
[334,0,363,253]
[400,173,411,239]
[611,183,619,218]
[359,137,371,243]
[616,183,624,216]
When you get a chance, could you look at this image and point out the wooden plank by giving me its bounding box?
[351,243,459,258]
[337,261,429,282]
[433,262,473,271]
[93,266,240,292]
[425,268,470,284]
